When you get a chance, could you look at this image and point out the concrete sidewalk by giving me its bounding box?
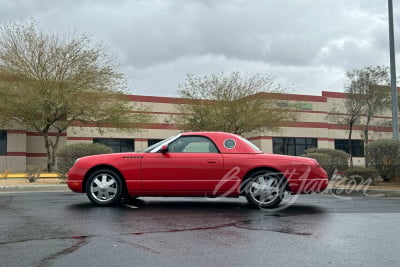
[0,177,69,193]
[0,184,69,193]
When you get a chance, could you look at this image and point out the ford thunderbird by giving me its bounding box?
[67,132,328,208]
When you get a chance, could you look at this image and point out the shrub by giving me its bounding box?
[26,165,40,183]
[303,148,349,179]
[57,143,113,178]
[365,139,400,181]
[344,167,378,185]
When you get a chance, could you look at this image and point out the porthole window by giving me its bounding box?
[224,139,236,149]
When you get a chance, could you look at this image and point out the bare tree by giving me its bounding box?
[329,66,390,166]
[346,66,390,145]
[176,72,293,135]
[0,20,149,171]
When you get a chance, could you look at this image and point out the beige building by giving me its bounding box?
[0,91,394,172]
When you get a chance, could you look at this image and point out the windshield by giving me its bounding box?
[142,134,178,153]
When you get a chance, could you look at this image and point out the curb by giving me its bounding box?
[324,188,400,198]
[0,184,69,193]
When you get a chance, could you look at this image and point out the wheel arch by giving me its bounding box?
[240,166,291,195]
[82,165,127,193]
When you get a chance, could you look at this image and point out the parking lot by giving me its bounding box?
[1,192,400,266]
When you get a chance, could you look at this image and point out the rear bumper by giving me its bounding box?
[289,178,328,194]
[67,166,87,193]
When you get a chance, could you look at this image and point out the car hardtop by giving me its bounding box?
[180,131,262,154]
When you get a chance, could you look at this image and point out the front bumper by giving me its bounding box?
[67,165,88,193]
[289,178,328,194]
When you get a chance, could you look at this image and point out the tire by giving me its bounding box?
[243,170,286,209]
[85,169,124,206]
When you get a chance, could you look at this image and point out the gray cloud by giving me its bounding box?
[0,0,399,96]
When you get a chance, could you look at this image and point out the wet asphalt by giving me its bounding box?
[1,192,400,267]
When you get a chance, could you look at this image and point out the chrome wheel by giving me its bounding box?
[86,169,123,206]
[244,170,285,208]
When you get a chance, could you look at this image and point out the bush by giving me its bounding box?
[365,139,400,181]
[344,167,378,185]
[303,148,349,179]
[57,143,113,178]
[26,165,40,183]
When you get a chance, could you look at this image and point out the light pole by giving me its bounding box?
[388,0,399,140]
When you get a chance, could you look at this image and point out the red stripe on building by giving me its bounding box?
[281,122,330,128]
[322,89,400,99]
[322,91,347,98]
[292,110,327,114]
[131,111,187,116]
[127,95,190,104]
[135,138,148,142]
[67,137,93,141]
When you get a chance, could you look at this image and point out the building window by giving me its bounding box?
[273,137,317,156]
[334,139,364,157]
[0,131,6,155]
[93,138,134,152]
[148,139,164,147]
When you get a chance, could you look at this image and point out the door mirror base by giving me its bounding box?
[160,145,169,153]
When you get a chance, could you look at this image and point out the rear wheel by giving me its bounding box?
[244,170,286,209]
[85,169,124,206]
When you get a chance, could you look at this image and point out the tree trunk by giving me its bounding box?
[43,134,53,172]
[42,131,63,172]
[348,122,354,167]
[364,125,369,146]
[50,130,63,171]
[364,116,371,167]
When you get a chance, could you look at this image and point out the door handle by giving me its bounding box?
[207,159,217,164]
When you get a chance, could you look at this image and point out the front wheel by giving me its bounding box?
[243,170,286,209]
[85,169,124,206]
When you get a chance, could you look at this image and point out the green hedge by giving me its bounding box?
[365,139,400,181]
[57,143,113,178]
[344,167,378,185]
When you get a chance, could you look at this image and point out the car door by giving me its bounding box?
[140,135,224,195]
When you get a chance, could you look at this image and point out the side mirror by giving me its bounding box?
[160,144,169,153]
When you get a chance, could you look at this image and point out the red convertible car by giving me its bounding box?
[67,132,328,208]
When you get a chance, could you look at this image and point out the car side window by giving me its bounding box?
[168,136,219,153]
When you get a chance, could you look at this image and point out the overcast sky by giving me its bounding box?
[1,0,399,97]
